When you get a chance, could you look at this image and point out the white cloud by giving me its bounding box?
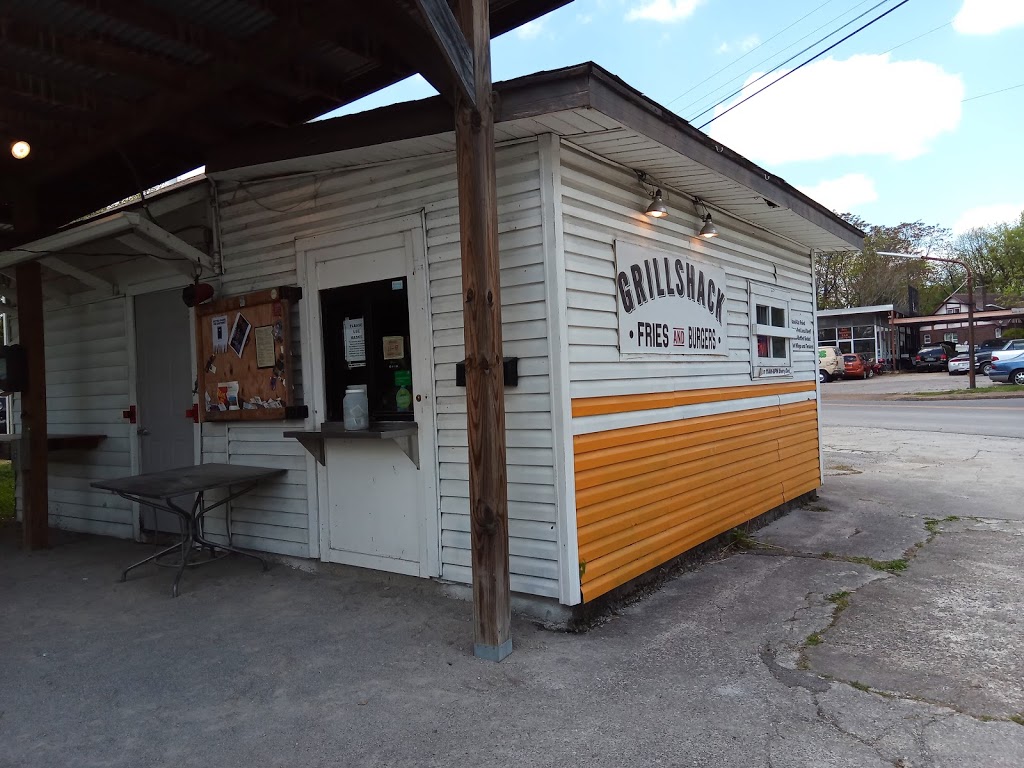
[706,54,963,165]
[953,0,1024,34]
[739,34,760,51]
[515,19,545,39]
[798,174,878,213]
[627,0,704,23]
[716,34,759,55]
[576,13,594,24]
[952,203,1024,234]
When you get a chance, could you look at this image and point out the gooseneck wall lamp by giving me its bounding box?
[646,190,669,218]
[695,198,718,238]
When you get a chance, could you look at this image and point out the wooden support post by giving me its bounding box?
[15,260,49,549]
[454,0,511,661]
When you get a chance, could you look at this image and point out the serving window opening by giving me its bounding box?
[319,276,414,424]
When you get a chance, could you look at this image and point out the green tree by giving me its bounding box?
[815,215,948,311]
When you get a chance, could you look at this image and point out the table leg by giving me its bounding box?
[194,486,269,572]
[120,540,186,582]
[169,497,198,598]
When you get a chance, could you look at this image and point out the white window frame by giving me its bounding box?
[748,282,796,379]
[923,333,932,344]
[947,303,960,314]
[943,332,957,342]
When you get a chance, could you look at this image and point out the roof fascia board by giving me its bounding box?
[584,68,863,250]
[0,210,213,278]
[0,213,135,269]
[817,304,895,316]
[207,67,594,176]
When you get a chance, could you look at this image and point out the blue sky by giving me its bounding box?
[324,0,1024,239]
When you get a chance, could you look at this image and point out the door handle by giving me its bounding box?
[137,427,151,436]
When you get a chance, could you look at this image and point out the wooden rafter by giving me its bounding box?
[413,0,476,106]
[25,2,380,183]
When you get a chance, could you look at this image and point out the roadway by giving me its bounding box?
[820,398,1024,439]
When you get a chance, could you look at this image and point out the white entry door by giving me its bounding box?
[299,217,439,577]
[134,289,195,535]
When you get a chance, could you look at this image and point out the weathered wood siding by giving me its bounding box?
[11,299,135,538]
[212,140,562,597]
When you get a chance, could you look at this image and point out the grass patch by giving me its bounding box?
[827,591,851,611]
[846,555,908,573]
[806,632,823,646]
[912,384,1024,397]
[0,460,13,521]
[1010,714,1024,727]
[729,529,759,550]
[850,681,871,692]
[924,515,960,535]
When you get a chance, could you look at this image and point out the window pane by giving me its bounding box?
[854,325,874,339]
[757,335,769,357]
[853,339,874,356]
[772,337,787,358]
[756,305,769,325]
[818,328,836,342]
[771,306,786,327]
[839,341,853,353]
[837,326,852,340]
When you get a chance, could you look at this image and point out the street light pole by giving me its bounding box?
[878,251,976,389]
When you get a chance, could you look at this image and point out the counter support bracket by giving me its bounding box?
[285,423,419,469]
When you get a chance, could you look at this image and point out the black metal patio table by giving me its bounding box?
[92,463,287,597]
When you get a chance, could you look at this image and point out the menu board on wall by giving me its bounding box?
[614,240,729,357]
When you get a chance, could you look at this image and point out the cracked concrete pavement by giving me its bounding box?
[2,416,1023,766]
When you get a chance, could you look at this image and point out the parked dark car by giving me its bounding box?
[914,345,953,372]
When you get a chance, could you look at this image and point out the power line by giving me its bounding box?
[880,20,950,55]
[688,0,895,124]
[680,0,882,118]
[665,0,843,107]
[697,0,913,130]
[962,81,1024,102]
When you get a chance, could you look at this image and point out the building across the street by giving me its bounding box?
[816,304,912,368]
[913,291,1024,347]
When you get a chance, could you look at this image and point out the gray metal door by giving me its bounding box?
[135,290,194,535]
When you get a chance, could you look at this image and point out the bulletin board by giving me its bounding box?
[194,286,301,422]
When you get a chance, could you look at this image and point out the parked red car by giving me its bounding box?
[842,353,873,379]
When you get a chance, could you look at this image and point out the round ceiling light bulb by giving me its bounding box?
[11,140,31,160]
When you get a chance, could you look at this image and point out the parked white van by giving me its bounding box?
[817,346,843,383]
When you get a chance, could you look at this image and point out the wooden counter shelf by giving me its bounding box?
[284,422,418,466]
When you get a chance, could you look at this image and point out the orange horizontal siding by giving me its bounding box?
[575,399,821,602]
[574,400,814,457]
[572,380,816,418]
[575,410,816,491]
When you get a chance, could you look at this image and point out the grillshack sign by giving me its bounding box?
[615,240,728,356]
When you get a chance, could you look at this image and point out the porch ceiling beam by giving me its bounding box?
[339,0,466,105]
[115,233,196,277]
[413,0,476,108]
[40,257,117,293]
[127,213,215,276]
